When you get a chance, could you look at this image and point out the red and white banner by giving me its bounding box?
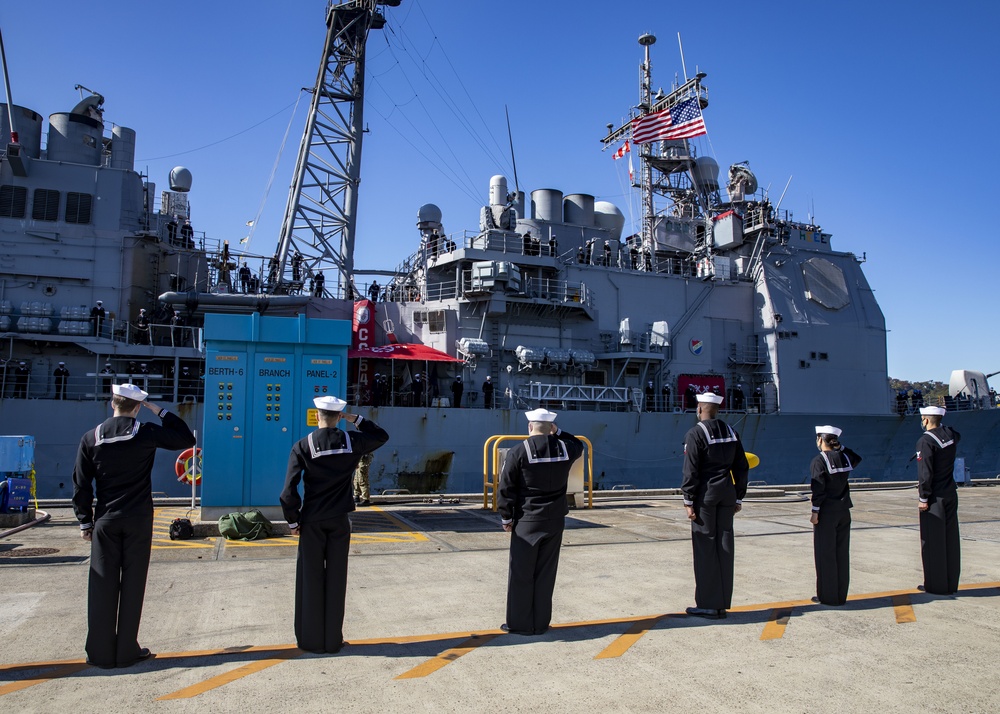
[352,300,376,404]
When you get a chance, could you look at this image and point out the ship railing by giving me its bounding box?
[108,320,204,351]
[891,395,995,415]
[523,277,592,307]
[527,382,631,404]
[425,279,458,302]
[0,371,206,402]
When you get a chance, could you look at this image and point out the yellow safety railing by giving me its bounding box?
[482,434,593,512]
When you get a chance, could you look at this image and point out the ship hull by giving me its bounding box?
[7,401,999,500]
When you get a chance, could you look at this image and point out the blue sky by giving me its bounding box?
[3,1,998,382]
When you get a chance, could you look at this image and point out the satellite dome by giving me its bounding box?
[169,166,193,192]
[417,203,442,225]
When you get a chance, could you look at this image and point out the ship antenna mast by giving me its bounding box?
[271,0,396,296]
[638,33,656,253]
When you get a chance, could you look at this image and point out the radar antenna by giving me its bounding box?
[271,1,397,296]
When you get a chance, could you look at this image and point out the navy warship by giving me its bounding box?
[1,2,998,499]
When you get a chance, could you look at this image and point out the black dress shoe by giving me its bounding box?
[118,647,153,668]
[685,607,721,620]
[85,659,116,670]
[811,596,821,603]
[360,500,371,507]
[717,609,728,619]
[500,623,533,635]
[916,585,926,592]
[328,641,348,654]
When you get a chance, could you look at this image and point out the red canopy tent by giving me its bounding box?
[348,343,464,363]
[349,343,464,406]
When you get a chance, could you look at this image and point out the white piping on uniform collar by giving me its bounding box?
[95,419,141,445]
[308,429,353,458]
[820,450,854,474]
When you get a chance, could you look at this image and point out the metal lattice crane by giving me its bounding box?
[271,0,398,296]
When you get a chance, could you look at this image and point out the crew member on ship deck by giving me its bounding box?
[915,406,962,594]
[681,392,750,619]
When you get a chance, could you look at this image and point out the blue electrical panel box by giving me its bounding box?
[201,313,351,517]
[0,435,35,474]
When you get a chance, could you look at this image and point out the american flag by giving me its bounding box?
[631,97,706,144]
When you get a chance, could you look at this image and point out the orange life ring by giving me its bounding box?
[175,447,203,485]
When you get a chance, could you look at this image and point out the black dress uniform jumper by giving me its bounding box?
[810,447,862,605]
[280,417,388,653]
[681,419,750,611]
[916,425,961,594]
[72,409,195,667]
[498,429,585,634]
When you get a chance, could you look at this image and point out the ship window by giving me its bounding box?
[412,310,426,325]
[65,192,93,224]
[819,352,829,360]
[32,188,60,221]
[427,309,445,333]
[0,185,27,217]
[799,360,809,368]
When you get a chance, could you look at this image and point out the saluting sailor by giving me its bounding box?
[915,405,962,594]
[497,408,584,635]
[280,396,389,654]
[681,392,750,619]
[72,383,196,668]
[810,425,862,606]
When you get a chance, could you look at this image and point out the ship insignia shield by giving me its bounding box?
[689,339,703,356]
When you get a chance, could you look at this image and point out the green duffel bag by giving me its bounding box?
[218,509,274,541]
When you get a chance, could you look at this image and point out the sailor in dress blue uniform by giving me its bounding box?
[810,425,862,606]
[681,392,750,619]
[72,383,196,668]
[280,396,389,653]
[497,408,584,634]
[915,406,961,594]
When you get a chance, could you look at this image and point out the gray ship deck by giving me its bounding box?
[2,486,999,712]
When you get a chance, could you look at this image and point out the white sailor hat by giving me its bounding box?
[112,383,148,401]
[485,376,491,381]
[313,395,347,411]
[58,361,65,365]
[524,408,557,422]
[96,300,103,305]
[696,392,724,405]
[815,425,842,437]
[919,406,947,416]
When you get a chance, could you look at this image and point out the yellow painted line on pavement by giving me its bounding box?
[156,649,303,700]
[152,507,213,549]
[3,582,998,695]
[760,608,793,640]
[892,594,916,623]
[0,663,91,697]
[223,537,298,548]
[593,615,668,659]
[394,634,498,679]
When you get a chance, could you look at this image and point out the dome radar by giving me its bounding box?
[169,166,193,192]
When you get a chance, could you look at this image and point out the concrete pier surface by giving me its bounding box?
[2,485,999,713]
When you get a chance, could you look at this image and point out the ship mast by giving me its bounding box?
[271,0,397,296]
[638,33,655,252]
[601,33,710,267]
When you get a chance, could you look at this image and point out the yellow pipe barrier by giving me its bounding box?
[482,434,593,512]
